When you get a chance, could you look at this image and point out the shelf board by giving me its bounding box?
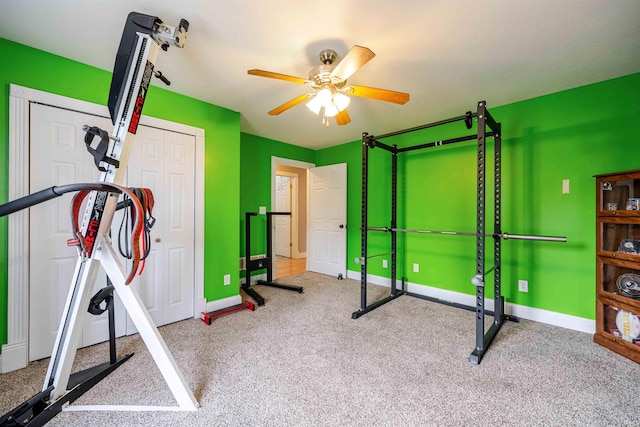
[597,251,640,264]
[594,331,640,364]
[598,293,640,311]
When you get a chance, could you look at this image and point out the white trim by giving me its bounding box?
[194,127,206,318]
[204,295,243,314]
[0,342,27,373]
[2,84,205,373]
[2,86,30,373]
[347,270,596,334]
[507,304,595,334]
[271,157,315,275]
[240,273,267,286]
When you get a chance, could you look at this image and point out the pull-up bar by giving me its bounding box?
[367,227,567,243]
[373,111,476,140]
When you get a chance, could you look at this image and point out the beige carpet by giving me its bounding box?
[1,272,639,426]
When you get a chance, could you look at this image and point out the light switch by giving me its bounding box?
[562,179,570,194]
[259,206,267,214]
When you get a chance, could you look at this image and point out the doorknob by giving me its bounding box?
[155,238,161,243]
[339,224,345,229]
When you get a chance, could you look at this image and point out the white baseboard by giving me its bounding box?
[347,270,595,334]
[241,273,267,285]
[194,297,208,319]
[0,341,28,373]
[203,295,243,314]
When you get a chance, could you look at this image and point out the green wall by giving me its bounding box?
[2,35,638,354]
[239,133,315,280]
[316,73,640,319]
[0,38,241,349]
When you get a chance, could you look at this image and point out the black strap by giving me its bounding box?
[88,286,114,315]
[84,126,120,172]
[117,188,154,260]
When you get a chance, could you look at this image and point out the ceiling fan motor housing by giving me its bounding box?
[319,49,337,65]
[309,64,337,88]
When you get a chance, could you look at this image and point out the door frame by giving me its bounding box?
[1,84,206,373]
[271,157,314,275]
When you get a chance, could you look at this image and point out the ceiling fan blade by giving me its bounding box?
[335,109,351,126]
[268,93,312,115]
[330,45,375,82]
[248,69,310,85]
[347,85,410,105]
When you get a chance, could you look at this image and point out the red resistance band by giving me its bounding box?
[67,185,155,285]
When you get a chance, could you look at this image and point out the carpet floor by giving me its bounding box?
[1,272,639,426]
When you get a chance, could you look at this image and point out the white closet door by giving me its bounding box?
[28,103,126,361]
[28,103,196,361]
[126,125,195,329]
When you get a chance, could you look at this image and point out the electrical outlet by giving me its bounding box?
[224,274,231,286]
[413,263,419,273]
[259,206,267,214]
[518,279,528,292]
[383,259,388,268]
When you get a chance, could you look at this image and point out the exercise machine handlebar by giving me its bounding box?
[366,227,566,243]
[0,183,123,218]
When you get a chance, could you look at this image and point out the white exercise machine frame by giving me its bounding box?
[0,12,197,425]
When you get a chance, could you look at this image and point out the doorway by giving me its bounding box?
[272,157,314,279]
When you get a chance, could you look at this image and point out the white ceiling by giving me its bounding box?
[1,0,639,149]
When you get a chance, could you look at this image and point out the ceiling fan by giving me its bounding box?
[248,45,410,126]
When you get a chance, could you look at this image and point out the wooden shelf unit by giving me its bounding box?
[594,169,640,364]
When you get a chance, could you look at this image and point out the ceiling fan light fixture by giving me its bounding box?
[324,102,339,118]
[333,92,351,112]
[316,87,332,105]
[306,94,323,114]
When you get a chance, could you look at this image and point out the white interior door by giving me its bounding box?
[275,175,292,258]
[307,163,347,278]
[28,103,126,361]
[126,126,195,329]
[28,103,195,361]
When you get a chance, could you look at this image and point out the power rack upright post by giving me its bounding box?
[0,12,197,425]
[353,101,567,364]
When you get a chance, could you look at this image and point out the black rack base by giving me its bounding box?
[241,283,266,306]
[257,280,303,293]
[241,280,304,307]
[352,290,404,319]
